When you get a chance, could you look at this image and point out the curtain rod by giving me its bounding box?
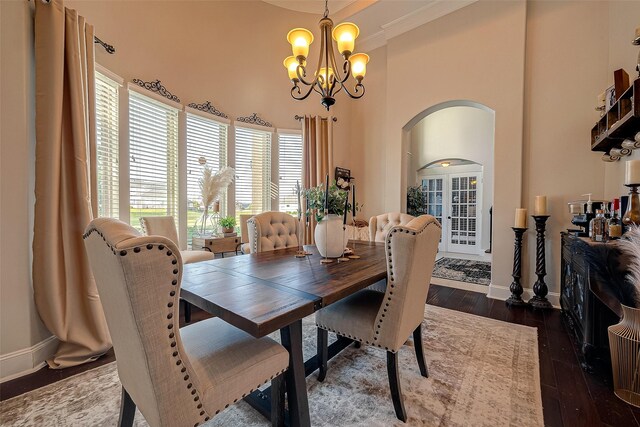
[31,0,115,54]
[294,115,337,122]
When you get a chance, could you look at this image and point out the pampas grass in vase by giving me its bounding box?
[608,225,640,407]
[198,166,235,236]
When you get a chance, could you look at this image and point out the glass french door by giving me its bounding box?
[422,176,447,251]
[447,173,482,254]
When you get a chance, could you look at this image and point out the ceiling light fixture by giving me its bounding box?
[441,162,451,168]
[283,0,369,110]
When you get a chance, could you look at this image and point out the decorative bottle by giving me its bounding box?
[591,209,607,242]
[608,199,622,240]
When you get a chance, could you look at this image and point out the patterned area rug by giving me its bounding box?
[432,258,492,285]
[0,306,542,427]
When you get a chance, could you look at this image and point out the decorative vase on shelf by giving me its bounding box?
[608,304,640,408]
[314,214,349,258]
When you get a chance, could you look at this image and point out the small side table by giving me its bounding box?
[192,236,240,257]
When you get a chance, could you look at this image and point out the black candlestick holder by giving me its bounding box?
[506,227,528,307]
[528,215,553,310]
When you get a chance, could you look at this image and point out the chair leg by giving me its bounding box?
[118,386,136,427]
[317,327,328,382]
[182,299,192,324]
[387,351,407,422]
[413,324,429,378]
[271,373,285,427]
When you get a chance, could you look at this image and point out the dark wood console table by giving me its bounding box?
[560,233,625,371]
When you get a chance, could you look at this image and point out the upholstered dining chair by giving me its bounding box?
[247,212,299,253]
[140,216,214,323]
[315,215,441,422]
[367,212,416,293]
[83,218,288,427]
[239,214,252,254]
[139,216,215,264]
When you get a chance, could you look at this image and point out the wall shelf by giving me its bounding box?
[591,78,640,153]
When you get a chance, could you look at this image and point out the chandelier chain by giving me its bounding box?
[324,0,329,18]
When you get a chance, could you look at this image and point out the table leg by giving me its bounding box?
[280,320,311,427]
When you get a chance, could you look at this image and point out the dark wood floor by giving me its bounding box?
[1,285,636,426]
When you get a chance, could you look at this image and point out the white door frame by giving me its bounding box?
[420,175,448,252]
[446,171,483,255]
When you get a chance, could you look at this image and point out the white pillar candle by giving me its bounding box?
[515,208,527,228]
[625,160,640,185]
[534,195,547,215]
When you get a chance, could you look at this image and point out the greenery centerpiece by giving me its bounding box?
[304,178,357,258]
[304,177,356,221]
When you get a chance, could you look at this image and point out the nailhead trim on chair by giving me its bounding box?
[83,227,212,426]
[213,367,288,415]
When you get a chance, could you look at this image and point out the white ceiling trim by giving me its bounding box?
[357,0,478,52]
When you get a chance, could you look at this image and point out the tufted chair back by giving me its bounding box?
[83,218,209,427]
[247,211,299,253]
[374,215,441,352]
[369,212,415,243]
[140,216,180,247]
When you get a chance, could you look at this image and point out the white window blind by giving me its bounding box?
[95,72,120,218]
[128,91,179,230]
[234,126,272,224]
[186,112,228,243]
[278,131,302,215]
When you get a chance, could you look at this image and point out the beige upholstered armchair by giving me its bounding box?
[84,218,288,427]
[369,212,415,242]
[139,216,215,264]
[247,212,299,253]
[140,216,214,323]
[315,215,441,422]
[239,214,252,254]
[368,212,416,293]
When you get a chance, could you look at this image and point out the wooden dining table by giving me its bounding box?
[180,241,387,427]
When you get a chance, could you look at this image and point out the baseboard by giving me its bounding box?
[431,278,489,294]
[487,284,561,309]
[0,335,58,383]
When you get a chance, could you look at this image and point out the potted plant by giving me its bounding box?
[305,178,356,258]
[219,216,236,234]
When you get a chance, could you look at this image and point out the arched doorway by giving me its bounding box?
[404,101,495,259]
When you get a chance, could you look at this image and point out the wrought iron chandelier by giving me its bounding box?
[283,0,369,110]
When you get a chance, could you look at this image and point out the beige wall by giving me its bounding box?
[350,0,527,297]
[0,2,52,357]
[603,1,640,199]
[1,0,357,373]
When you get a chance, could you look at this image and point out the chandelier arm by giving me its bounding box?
[328,47,349,85]
[296,64,315,87]
[341,83,365,99]
[332,81,344,97]
[291,81,318,101]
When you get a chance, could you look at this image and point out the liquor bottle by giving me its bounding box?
[590,209,607,242]
[608,199,622,239]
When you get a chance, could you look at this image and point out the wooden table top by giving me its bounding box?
[181,241,387,337]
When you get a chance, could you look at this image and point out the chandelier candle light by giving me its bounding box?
[283,0,369,110]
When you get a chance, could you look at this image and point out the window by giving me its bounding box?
[128,90,179,230]
[186,112,228,243]
[95,72,120,218]
[234,125,272,224]
[277,131,303,215]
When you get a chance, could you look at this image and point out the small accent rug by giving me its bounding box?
[0,306,542,427]
[432,258,492,285]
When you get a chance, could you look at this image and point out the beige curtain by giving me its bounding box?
[302,116,334,244]
[33,0,111,369]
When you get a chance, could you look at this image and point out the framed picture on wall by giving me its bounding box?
[605,85,616,111]
[335,167,351,184]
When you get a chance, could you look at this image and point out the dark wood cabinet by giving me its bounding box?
[560,233,622,371]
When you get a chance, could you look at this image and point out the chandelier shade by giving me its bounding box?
[284,0,369,110]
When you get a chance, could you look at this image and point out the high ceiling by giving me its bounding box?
[261,0,477,51]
